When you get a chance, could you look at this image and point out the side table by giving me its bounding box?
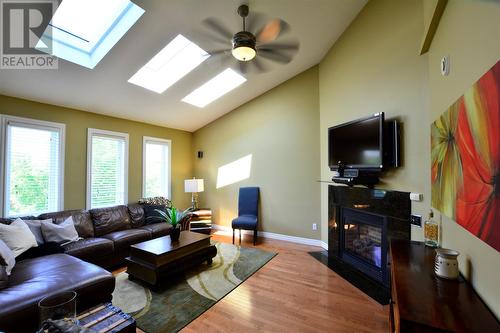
[189,208,212,234]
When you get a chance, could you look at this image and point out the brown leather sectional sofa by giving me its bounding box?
[38,203,174,268]
[0,203,179,332]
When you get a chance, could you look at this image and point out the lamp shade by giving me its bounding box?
[185,178,204,193]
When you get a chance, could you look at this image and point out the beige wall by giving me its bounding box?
[319,0,430,243]
[193,67,320,239]
[426,0,500,318]
[0,94,193,211]
[319,0,499,317]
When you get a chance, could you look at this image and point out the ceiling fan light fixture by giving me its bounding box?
[232,31,256,62]
[232,45,256,62]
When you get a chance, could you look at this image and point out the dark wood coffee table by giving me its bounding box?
[126,231,217,286]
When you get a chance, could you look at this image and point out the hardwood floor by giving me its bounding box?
[178,232,389,333]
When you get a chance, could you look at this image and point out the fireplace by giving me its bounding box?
[311,185,411,304]
[340,208,388,286]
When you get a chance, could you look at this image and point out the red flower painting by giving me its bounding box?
[432,60,500,252]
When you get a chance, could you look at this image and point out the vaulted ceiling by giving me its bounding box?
[0,0,367,131]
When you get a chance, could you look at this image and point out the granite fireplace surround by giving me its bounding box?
[312,185,411,304]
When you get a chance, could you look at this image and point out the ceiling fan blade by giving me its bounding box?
[246,11,266,34]
[208,49,231,56]
[259,41,299,52]
[251,57,268,73]
[256,19,290,44]
[198,31,229,46]
[238,61,248,75]
[204,52,232,68]
[203,18,233,40]
[258,49,293,64]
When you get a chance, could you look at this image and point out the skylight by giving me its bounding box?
[36,0,144,69]
[128,34,210,94]
[182,68,247,108]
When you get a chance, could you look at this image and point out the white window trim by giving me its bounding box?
[142,136,172,199]
[0,115,65,218]
[86,128,129,210]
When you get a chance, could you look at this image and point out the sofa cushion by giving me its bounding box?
[63,238,114,261]
[143,204,167,225]
[101,229,151,249]
[127,203,145,227]
[39,210,95,239]
[0,266,7,290]
[0,217,36,226]
[0,254,115,332]
[90,206,131,237]
[16,242,64,261]
[139,223,172,238]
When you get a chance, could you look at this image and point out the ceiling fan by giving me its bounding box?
[203,4,299,74]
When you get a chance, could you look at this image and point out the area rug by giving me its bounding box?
[112,242,276,333]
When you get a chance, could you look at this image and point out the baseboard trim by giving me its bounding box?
[320,241,328,251]
[212,224,323,247]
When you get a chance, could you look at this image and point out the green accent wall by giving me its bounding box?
[193,67,320,239]
[0,94,193,210]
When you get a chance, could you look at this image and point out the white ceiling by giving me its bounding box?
[0,0,367,132]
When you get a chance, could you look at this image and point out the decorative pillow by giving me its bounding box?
[41,217,79,245]
[24,219,52,245]
[0,239,16,275]
[139,196,172,208]
[17,242,64,261]
[144,205,167,225]
[0,218,38,257]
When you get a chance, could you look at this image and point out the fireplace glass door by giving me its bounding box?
[344,221,382,268]
[340,207,388,286]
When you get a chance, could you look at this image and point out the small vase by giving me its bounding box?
[170,225,181,242]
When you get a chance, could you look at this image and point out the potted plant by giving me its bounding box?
[155,207,192,241]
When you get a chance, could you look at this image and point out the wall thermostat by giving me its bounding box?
[441,56,450,76]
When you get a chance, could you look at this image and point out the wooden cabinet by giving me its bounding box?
[189,208,212,234]
[389,240,499,333]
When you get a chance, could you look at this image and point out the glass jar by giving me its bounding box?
[424,210,439,247]
[38,291,77,326]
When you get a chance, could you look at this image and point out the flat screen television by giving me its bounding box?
[328,112,385,172]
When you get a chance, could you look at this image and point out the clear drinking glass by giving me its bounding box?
[38,291,77,326]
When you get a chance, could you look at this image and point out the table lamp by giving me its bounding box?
[184,178,204,210]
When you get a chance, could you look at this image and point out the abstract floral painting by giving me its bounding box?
[431,60,500,252]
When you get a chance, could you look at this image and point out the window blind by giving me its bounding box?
[143,139,170,198]
[89,133,127,208]
[4,121,62,217]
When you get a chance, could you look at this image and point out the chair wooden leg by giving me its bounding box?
[232,228,235,244]
[239,229,242,244]
[254,229,257,245]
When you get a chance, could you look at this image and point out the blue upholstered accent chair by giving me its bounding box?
[232,187,260,245]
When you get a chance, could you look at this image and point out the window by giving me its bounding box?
[87,129,128,209]
[36,0,145,69]
[0,116,65,217]
[129,34,210,94]
[182,68,247,108]
[143,137,171,198]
